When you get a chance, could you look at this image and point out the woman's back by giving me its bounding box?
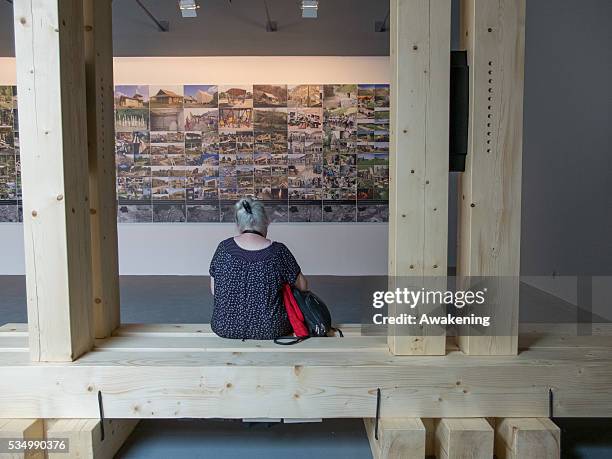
[209,236,301,340]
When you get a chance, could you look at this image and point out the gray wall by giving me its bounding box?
[0,0,609,276]
[521,0,612,276]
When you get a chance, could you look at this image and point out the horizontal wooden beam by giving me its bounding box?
[0,329,611,419]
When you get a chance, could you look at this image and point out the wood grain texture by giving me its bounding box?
[46,419,138,459]
[495,418,560,459]
[434,418,493,459]
[388,0,451,355]
[0,419,44,459]
[0,340,611,418]
[456,0,526,355]
[13,0,94,361]
[83,0,120,340]
[364,418,425,459]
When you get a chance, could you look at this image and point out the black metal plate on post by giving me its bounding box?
[449,50,469,172]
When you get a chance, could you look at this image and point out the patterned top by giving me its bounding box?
[209,237,301,340]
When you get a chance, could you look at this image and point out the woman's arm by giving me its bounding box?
[294,272,308,291]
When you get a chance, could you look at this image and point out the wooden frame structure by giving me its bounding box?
[1,0,610,457]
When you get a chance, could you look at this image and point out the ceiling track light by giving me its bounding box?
[179,0,200,18]
[301,0,318,19]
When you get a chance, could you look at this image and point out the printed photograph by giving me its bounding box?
[0,86,13,110]
[153,203,186,223]
[268,203,289,223]
[357,153,389,166]
[184,85,218,108]
[202,132,219,153]
[357,204,388,222]
[254,108,287,132]
[114,85,149,108]
[117,204,153,223]
[150,108,185,132]
[117,176,151,200]
[187,204,220,222]
[218,85,253,108]
[149,85,184,108]
[0,127,14,155]
[287,85,309,108]
[150,131,184,143]
[0,109,13,129]
[151,176,186,200]
[322,204,356,223]
[219,108,253,131]
[324,106,357,130]
[115,108,149,132]
[184,108,218,132]
[0,204,19,222]
[323,84,358,109]
[358,84,376,119]
[253,85,287,108]
[288,108,323,130]
[375,84,390,107]
[288,203,322,222]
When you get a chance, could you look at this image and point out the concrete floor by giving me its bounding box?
[1,275,611,458]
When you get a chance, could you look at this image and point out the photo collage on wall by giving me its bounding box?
[0,86,20,223]
[116,83,390,223]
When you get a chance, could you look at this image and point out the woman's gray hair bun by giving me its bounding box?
[234,197,269,234]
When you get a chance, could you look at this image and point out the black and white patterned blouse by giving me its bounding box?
[209,237,301,340]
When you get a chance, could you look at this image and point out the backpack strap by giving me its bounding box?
[274,335,309,345]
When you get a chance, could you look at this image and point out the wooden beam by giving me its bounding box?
[495,418,560,459]
[388,0,451,355]
[434,418,493,459]
[0,419,44,459]
[1,333,611,418]
[364,418,425,459]
[83,0,120,339]
[13,0,94,361]
[456,0,526,355]
[46,419,138,459]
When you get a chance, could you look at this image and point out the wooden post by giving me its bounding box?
[0,419,45,459]
[83,0,121,339]
[364,418,426,459]
[456,0,526,355]
[435,418,494,459]
[14,0,94,361]
[46,419,139,459]
[388,0,451,355]
[495,418,560,459]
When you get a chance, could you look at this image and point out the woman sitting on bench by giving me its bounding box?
[209,197,308,340]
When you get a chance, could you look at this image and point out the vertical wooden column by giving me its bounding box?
[364,418,426,459]
[388,0,451,355]
[83,0,121,339]
[14,0,94,361]
[457,0,526,355]
[495,418,560,459]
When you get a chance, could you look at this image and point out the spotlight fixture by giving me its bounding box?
[301,0,318,19]
[179,0,200,18]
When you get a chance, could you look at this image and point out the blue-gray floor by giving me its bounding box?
[1,275,611,458]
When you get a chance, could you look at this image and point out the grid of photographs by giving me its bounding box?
[114,83,389,223]
[0,86,20,223]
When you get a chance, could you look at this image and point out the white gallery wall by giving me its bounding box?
[0,56,390,276]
